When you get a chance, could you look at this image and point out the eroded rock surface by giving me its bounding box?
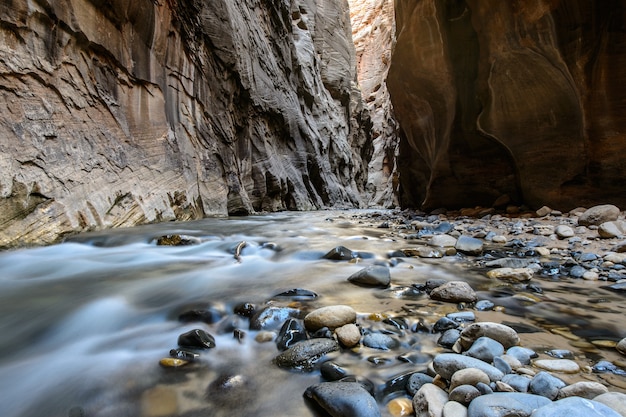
[389,0,626,212]
[0,0,371,246]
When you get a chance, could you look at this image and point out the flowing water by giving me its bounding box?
[1,210,625,417]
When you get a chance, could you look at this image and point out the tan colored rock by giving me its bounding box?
[0,0,371,247]
[304,305,357,331]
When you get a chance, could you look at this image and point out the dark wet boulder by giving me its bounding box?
[177,329,216,349]
[320,361,350,381]
[323,246,356,261]
[348,265,391,288]
[304,381,381,417]
[274,339,340,371]
[276,318,308,351]
[362,332,400,350]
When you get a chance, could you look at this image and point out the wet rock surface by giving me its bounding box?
[5,207,626,417]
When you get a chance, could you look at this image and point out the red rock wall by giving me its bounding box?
[389,0,626,211]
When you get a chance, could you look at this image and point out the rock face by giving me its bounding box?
[388,0,626,212]
[0,0,371,246]
[348,0,398,207]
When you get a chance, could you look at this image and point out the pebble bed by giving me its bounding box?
[156,204,626,417]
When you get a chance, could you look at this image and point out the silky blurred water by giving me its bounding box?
[1,210,625,417]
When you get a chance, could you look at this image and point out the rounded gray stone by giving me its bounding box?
[465,337,505,363]
[468,392,551,417]
[348,265,391,287]
[530,396,622,417]
[433,353,504,382]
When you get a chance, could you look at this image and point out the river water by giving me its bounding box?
[1,210,625,417]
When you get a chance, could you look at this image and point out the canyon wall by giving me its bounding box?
[389,0,626,211]
[348,0,398,207]
[0,0,371,246]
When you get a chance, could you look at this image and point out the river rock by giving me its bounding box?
[465,337,505,363]
[467,392,551,417]
[431,234,458,247]
[450,368,491,390]
[323,246,356,261]
[348,265,391,287]
[304,382,381,417]
[250,306,301,330]
[177,329,216,349]
[363,333,399,350]
[274,339,340,371]
[304,305,357,331]
[434,317,461,333]
[530,396,622,417]
[459,322,520,349]
[322,362,350,382]
[599,221,626,239]
[533,359,580,373]
[387,397,414,416]
[276,318,308,351]
[594,392,626,416]
[486,267,534,283]
[529,372,566,400]
[507,347,537,365]
[407,372,435,396]
[455,236,484,255]
[578,205,621,226]
[555,225,575,239]
[439,329,462,349]
[616,337,626,355]
[335,323,361,348]
[502,374,531,392]
[430,281,478,303]
[558,381,608,399]
[449,384,481,406]
[413,383,448,417]
[433,353,505,382]
[443,401,468,417]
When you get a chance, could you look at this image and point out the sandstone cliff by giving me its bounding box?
[349,0,398,208]
[0,0,371,247]
[389,0,626,211]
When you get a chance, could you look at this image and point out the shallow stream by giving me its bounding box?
[1,210,625,417]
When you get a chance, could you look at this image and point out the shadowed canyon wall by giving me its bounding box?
[0,0,371,246]
[389,0,626,212]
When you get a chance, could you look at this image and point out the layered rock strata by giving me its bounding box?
[0,0,371,246]
[389,0,626,211]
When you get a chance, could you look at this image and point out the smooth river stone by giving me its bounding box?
[486,267,534,282]
[533,359,580,373]
[530,396,622,417]
[413,383,448,417]
[433,353,504,382]
[304,305,357,331]
[557,381,609,399]
[348,265,391,287]
[594,392,626,416]
[430,281,478,303]
[459,322,520,349]
[304,381,381,417]
[467,392,551,417]
[274,339,339,371]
